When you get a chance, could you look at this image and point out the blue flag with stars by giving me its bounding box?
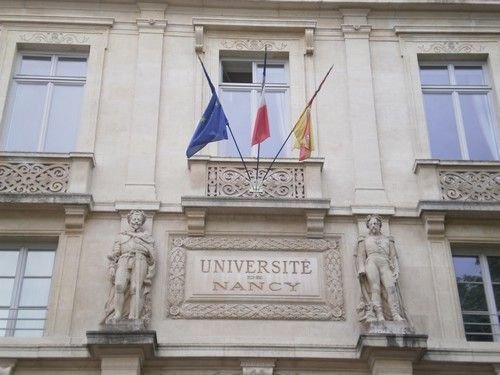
[186,58,229,158]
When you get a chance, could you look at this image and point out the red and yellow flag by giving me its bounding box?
[293,107,313,161]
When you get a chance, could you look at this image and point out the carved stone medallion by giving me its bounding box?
[167,235,344,320]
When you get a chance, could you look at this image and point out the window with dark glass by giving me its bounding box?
[1,54,87,152]
[452,253,500,341]
[0,245,56,337]
[420,63,499,160]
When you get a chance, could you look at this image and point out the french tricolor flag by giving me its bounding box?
[251,47,270,146]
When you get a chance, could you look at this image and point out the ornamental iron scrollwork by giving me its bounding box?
[439,171,500,201]
[0,162,70,193]
[207,166,305,199]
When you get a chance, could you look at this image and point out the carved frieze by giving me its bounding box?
[167,235,344,320]
[440,171,500,201]
[207,166,305,199]
[220,39,287,51]
[417,41,484,54]
[20,32,90,44]
[0,162,69,193]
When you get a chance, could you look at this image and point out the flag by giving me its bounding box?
[291,64,333,161]
[251,47,270,146]
[293,107,314,161]
[186,58,228,158]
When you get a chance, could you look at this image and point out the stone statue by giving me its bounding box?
[103,210,156,327]
[355,214,408,324]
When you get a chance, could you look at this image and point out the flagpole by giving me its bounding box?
[195,54,253,184]
[260,64,334,184]
[254,45,267,192]
[225,122,253,184]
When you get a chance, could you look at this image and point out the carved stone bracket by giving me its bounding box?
[185,208,206,236]
[305,210,325,238]
[167,235,344,320]
[422,212,445,239]
[195,25,204,53]
[64,205,88,234]
[305,28,314,55]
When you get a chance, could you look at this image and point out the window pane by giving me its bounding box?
[256,90,288,158]
[219,89,252,156]
[256,64,286,84]
[423,93,462,159]
[4,82,48,151]
[0,251,19,277]
[457,282,488,311]
[15,317,45,330]
[56,57,87,77]
[44,84,84,152]
[19,278,52,307]
[454,256,482,282]
[0,309,8,329]
[420,66,450,85]
[455,66,484,85]
[19,56,52,76]
[25,251,54,277]
[0,279,14,306]
[463,314,493,342]
[488,257,500,282]
[221,61,252,83]
[459,94,497,160]
[17,309,46,320]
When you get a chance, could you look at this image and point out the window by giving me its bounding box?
[0,244,55,337]
[420,63,499,160]
[452,252,500,341]
[219,59,290,158]
[1,54,87,152]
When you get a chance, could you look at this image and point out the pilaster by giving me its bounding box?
[123,3,167,202]
[341,9,389,209]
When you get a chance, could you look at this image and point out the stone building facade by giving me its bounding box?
[0,0,499,374]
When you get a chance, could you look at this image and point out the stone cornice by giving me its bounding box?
[192,17,316,32]
[0,15,114,26]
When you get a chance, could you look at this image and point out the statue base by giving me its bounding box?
[100,318,146,331]
[361,320,415,335]
[86,328,157,359]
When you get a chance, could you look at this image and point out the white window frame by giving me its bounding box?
[1,52,87,153]
[453,248,500,342]
[420,61,500,160]
[218,58,290,158]
[0,243,56,337]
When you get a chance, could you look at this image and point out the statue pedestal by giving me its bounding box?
[361,320,415,335]
[357,333,427,375]
[87,329,157,374]
[99,319,146,331]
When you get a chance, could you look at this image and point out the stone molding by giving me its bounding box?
[241,358,276,375]
[166,235,344,320]
[0,15,114,26]
[219,39,288,51]
[20,31,90,44]
[395,25,500,35]
[417,41,485,54]
[64,205,88,234]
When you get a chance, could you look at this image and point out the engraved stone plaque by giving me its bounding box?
[167,236,344,320]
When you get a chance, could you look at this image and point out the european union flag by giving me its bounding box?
[186,58,229,158]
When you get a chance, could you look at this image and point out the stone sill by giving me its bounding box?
[0,193,93,207]
[418,200,500,218]
[413,159,500,173]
